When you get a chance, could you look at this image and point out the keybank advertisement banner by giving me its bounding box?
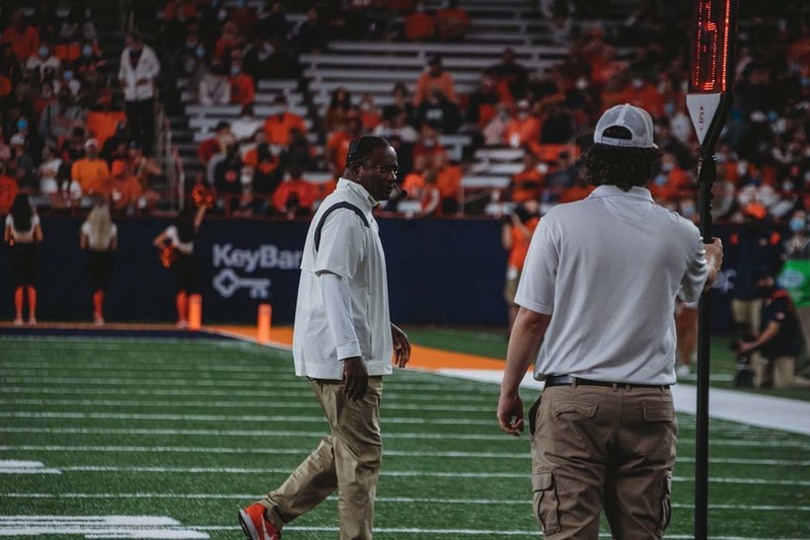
[196,220,307,323]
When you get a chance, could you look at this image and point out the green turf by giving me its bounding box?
[403,326,810,403]
[1,337,810,539]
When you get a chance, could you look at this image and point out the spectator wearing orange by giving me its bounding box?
[163,0,198,22]
[86,94,127,149]
[326,116,364,177]
[436,161,462,214]
[263,94,307,147]
[403,4,435,41]
[272,166,316,219]
[414,56,457,106]
[214,21,244,62]
[0,161,18,214]
[72,138,111,197]
[614,76,665,118]
[504,100,541,148]
[649,152,694,203]
[109,159,142,213]
[198,121,233,165]
[435,0,470,41]
[2,10,40,62]
[403,168,440,216]
[508,152,544,203]
[358,93,382,131]
[229,59,255,106]
[502,199,541,334]
[412,124,448,170]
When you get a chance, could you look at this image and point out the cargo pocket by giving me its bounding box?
[532,469,561,536]
[657,471,673,536]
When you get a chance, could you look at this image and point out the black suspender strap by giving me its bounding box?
[314,202,370,251]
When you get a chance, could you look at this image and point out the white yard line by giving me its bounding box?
[4,493,810,512]
[0,426,803,449]
[3,464,804,486]
[3,444,809,466]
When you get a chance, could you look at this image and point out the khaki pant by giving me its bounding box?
[753,355,810,388]
[530,383,676,540]
[261,377,383,540]
[731,298,762,337]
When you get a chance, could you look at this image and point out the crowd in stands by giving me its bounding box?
[0,1,808,226]
[0,2,164,216]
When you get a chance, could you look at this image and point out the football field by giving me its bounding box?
[2,334,810,539]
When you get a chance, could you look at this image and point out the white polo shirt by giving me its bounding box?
[516,185,709,385]
[293,178,393,380]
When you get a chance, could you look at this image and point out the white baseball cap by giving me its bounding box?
[10,134,25,146]
[84,138,99,148]
[593,103,657,149]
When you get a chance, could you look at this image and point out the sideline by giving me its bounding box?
[211,325,810,438]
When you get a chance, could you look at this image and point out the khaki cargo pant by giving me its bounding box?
[530,383,677,540]
[260,377,383,540]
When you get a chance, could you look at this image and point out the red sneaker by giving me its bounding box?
[238,503,281,540]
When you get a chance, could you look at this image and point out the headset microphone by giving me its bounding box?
[392,184,408,198]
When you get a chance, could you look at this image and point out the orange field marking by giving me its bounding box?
[209,325,505,371]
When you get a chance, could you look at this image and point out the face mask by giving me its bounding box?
[64,70,74,81]
[82,44,93,57]
[195,46,206,59]
[790,218,805,232]
[664,102,676,115]
[662,161,674,172]
[218,9,228,21]
[632,78,644,89]
[230,65,240,76]
[801,77,810,88]
[17,119,28,131]
[654,174,667,186]
[737,161,748,176]
[681,205,695,218]
[38,46,49,58]
[576,78,588,90]
[783,180,794,192]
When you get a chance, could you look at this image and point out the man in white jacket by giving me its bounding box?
[118,31,159,156]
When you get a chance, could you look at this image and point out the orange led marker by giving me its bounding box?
[188,294,202,331]
[257,304,272,343]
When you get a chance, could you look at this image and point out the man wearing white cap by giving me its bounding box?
[497,104,724,539]
[71,138,111,198]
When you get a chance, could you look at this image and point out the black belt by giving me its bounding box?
[544,374,669,390]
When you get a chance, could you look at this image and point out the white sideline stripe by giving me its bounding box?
[3,426,802,449]
[25,465,810,486]
[6,493,810,512]
[0,412,494,426]
[442,369,810,436]
[0,515,207,539]
[0,398,494,414]
[0,461,61,475]
[0,386,498,404]
[4,444,810,466]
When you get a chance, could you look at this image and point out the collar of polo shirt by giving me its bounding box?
[337,177,378,208]
[589,184,654,201]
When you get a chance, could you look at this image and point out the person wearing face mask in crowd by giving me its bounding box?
[738,269,810,388]
[199,60,231,106]
[229,60,255,106]
[263,94,307,147]
[25,41,61,75]
[118,31,160,156]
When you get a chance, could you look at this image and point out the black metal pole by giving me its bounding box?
[695,151,717,540]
